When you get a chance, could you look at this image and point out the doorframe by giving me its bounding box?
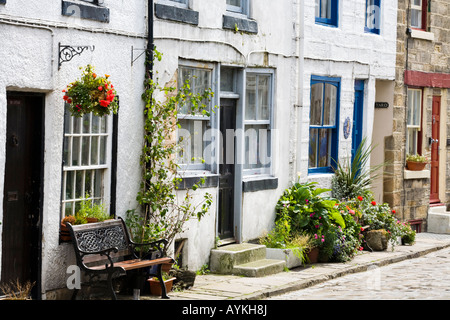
[3,91,45,299]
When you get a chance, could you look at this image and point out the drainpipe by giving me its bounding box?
[146,0,154,79]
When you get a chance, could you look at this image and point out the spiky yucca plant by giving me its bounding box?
[331,138,386,201]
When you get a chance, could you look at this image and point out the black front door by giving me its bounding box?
[218,99,236,240]
[1,92,44,299]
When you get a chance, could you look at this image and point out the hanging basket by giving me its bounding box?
[63,65,118,117]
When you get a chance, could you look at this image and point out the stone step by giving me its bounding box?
[233,259,286,277]
[428,206,450,234]
[210,243,285,276]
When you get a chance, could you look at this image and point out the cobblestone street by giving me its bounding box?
[268,246,450,300]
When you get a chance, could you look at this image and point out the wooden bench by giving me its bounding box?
[66,217,173,300]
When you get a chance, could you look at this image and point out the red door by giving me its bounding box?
[430,96,440,203]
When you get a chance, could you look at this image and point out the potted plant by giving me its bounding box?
[75,194,112,224]
[406,154,428,171]
[260,207,312,268]
[147,273,176,296]
[63,64,118,117]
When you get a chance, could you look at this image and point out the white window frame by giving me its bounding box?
[177,61,216,172]
[62,107,112,217]
[410,0,423,29]
[243,69,274,176]
[226,0,249,16]
[406,88,422,155]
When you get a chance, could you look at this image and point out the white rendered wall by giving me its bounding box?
[0,0,147,296]
[299,0,398,189]
[153,0,302,269]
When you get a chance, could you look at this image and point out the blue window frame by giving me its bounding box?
[309,76,340,174]
[315,0,339,27]
[365,0,381,34]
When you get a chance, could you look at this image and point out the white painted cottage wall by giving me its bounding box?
[0,0,148,296]
[153,0,302,270]
[299,0,398,188]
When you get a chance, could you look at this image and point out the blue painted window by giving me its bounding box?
[315,0,339,27]
[365,0,381,34]
[309,76,340,174]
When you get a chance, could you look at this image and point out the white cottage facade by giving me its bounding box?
[299,0,398,204]
[152,0,303,270]
[0,0,147,299]
[0,0,399,299]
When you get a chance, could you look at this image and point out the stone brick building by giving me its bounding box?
[385,0,450,233]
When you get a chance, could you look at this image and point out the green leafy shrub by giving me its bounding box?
[275,182,347,261]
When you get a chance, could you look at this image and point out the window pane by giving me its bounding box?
[178,119,206,164]
[413,0,421,6]
[411,9,422,29]
[318,129,331,167]
[309,128,318,168]
[94,170,102,198]
[91,136,99,165]
[245,74,257,120]
[244,125,270,170]
[321,0,331,19]
[65,171,74,200]
[72,137,80,166]
[407,89,421,126]
[76,170,83,199]
[179,67,211,115]
[323,83,337,126]
[92,115,100,133]
[100,136,107,165]
[82,137,90,166]
[315,0,320,17]
[65,202,73,216]
[407,128,418,155]
[82,113,90,133]
[85,170,92,196]
[220,67,234,92]
[64,108,72,134]
[310,83,323,125]
[73,116,81,134]
[63,136,70,165]
[227,0,241,6]
[258,75,270,121]
[100,116,107,133]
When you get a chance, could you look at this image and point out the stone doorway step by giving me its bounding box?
[428,205,450,234]
[209,243,286,277]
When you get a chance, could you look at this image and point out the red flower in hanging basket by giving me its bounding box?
[63,65,118,117]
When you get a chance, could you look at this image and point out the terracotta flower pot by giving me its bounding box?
[306,247,319,264]
[147,277,176,296]
[406,161,426,171]
[60,224,71,241]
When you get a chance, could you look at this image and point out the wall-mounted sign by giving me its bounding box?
[375,102,389,108]
[343,117,351,139]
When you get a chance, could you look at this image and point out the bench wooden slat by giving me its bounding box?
[116,257,173,271]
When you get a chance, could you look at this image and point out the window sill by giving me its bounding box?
[243,176,278,193]
[61,1,110,23]
[222,14,258,34]
[404,169,430,180]
[409,29,434,41]
[177,173,219,190]
[154,3,199,25]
